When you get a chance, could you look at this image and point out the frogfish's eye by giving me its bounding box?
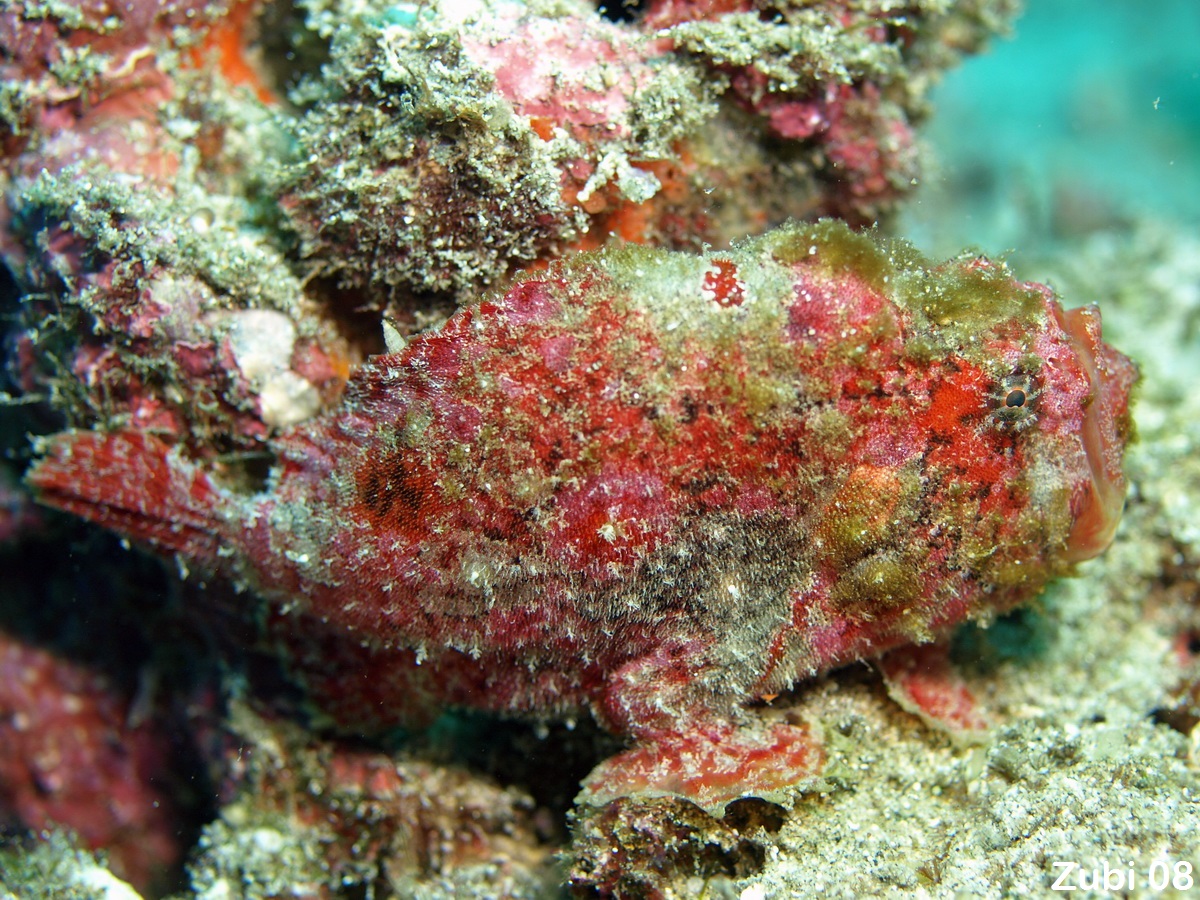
[1004,389,1027,408]
[991,370,1040,432]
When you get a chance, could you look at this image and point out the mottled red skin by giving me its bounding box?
[28,222,1136,808]
[0,630,186,892]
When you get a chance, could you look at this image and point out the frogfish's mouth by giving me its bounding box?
[1060,305,1138,563]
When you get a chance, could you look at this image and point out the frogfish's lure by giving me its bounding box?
[29,222,1136,811]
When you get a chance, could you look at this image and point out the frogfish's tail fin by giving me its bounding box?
[27,429,229,561]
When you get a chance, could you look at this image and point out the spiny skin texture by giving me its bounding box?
[28,221,1136,809]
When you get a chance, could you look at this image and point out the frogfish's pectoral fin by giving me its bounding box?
[27,429,231,562]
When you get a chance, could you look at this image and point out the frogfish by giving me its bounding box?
[29,221,1136,811]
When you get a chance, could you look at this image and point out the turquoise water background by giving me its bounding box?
[904,0,1200,258]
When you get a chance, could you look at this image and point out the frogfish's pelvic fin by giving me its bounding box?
[878,642,991,740]
[577,718,825,815]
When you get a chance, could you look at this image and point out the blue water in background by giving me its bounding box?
[903,0,1200,258]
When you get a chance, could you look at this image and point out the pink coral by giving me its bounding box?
[0,630,188,893]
